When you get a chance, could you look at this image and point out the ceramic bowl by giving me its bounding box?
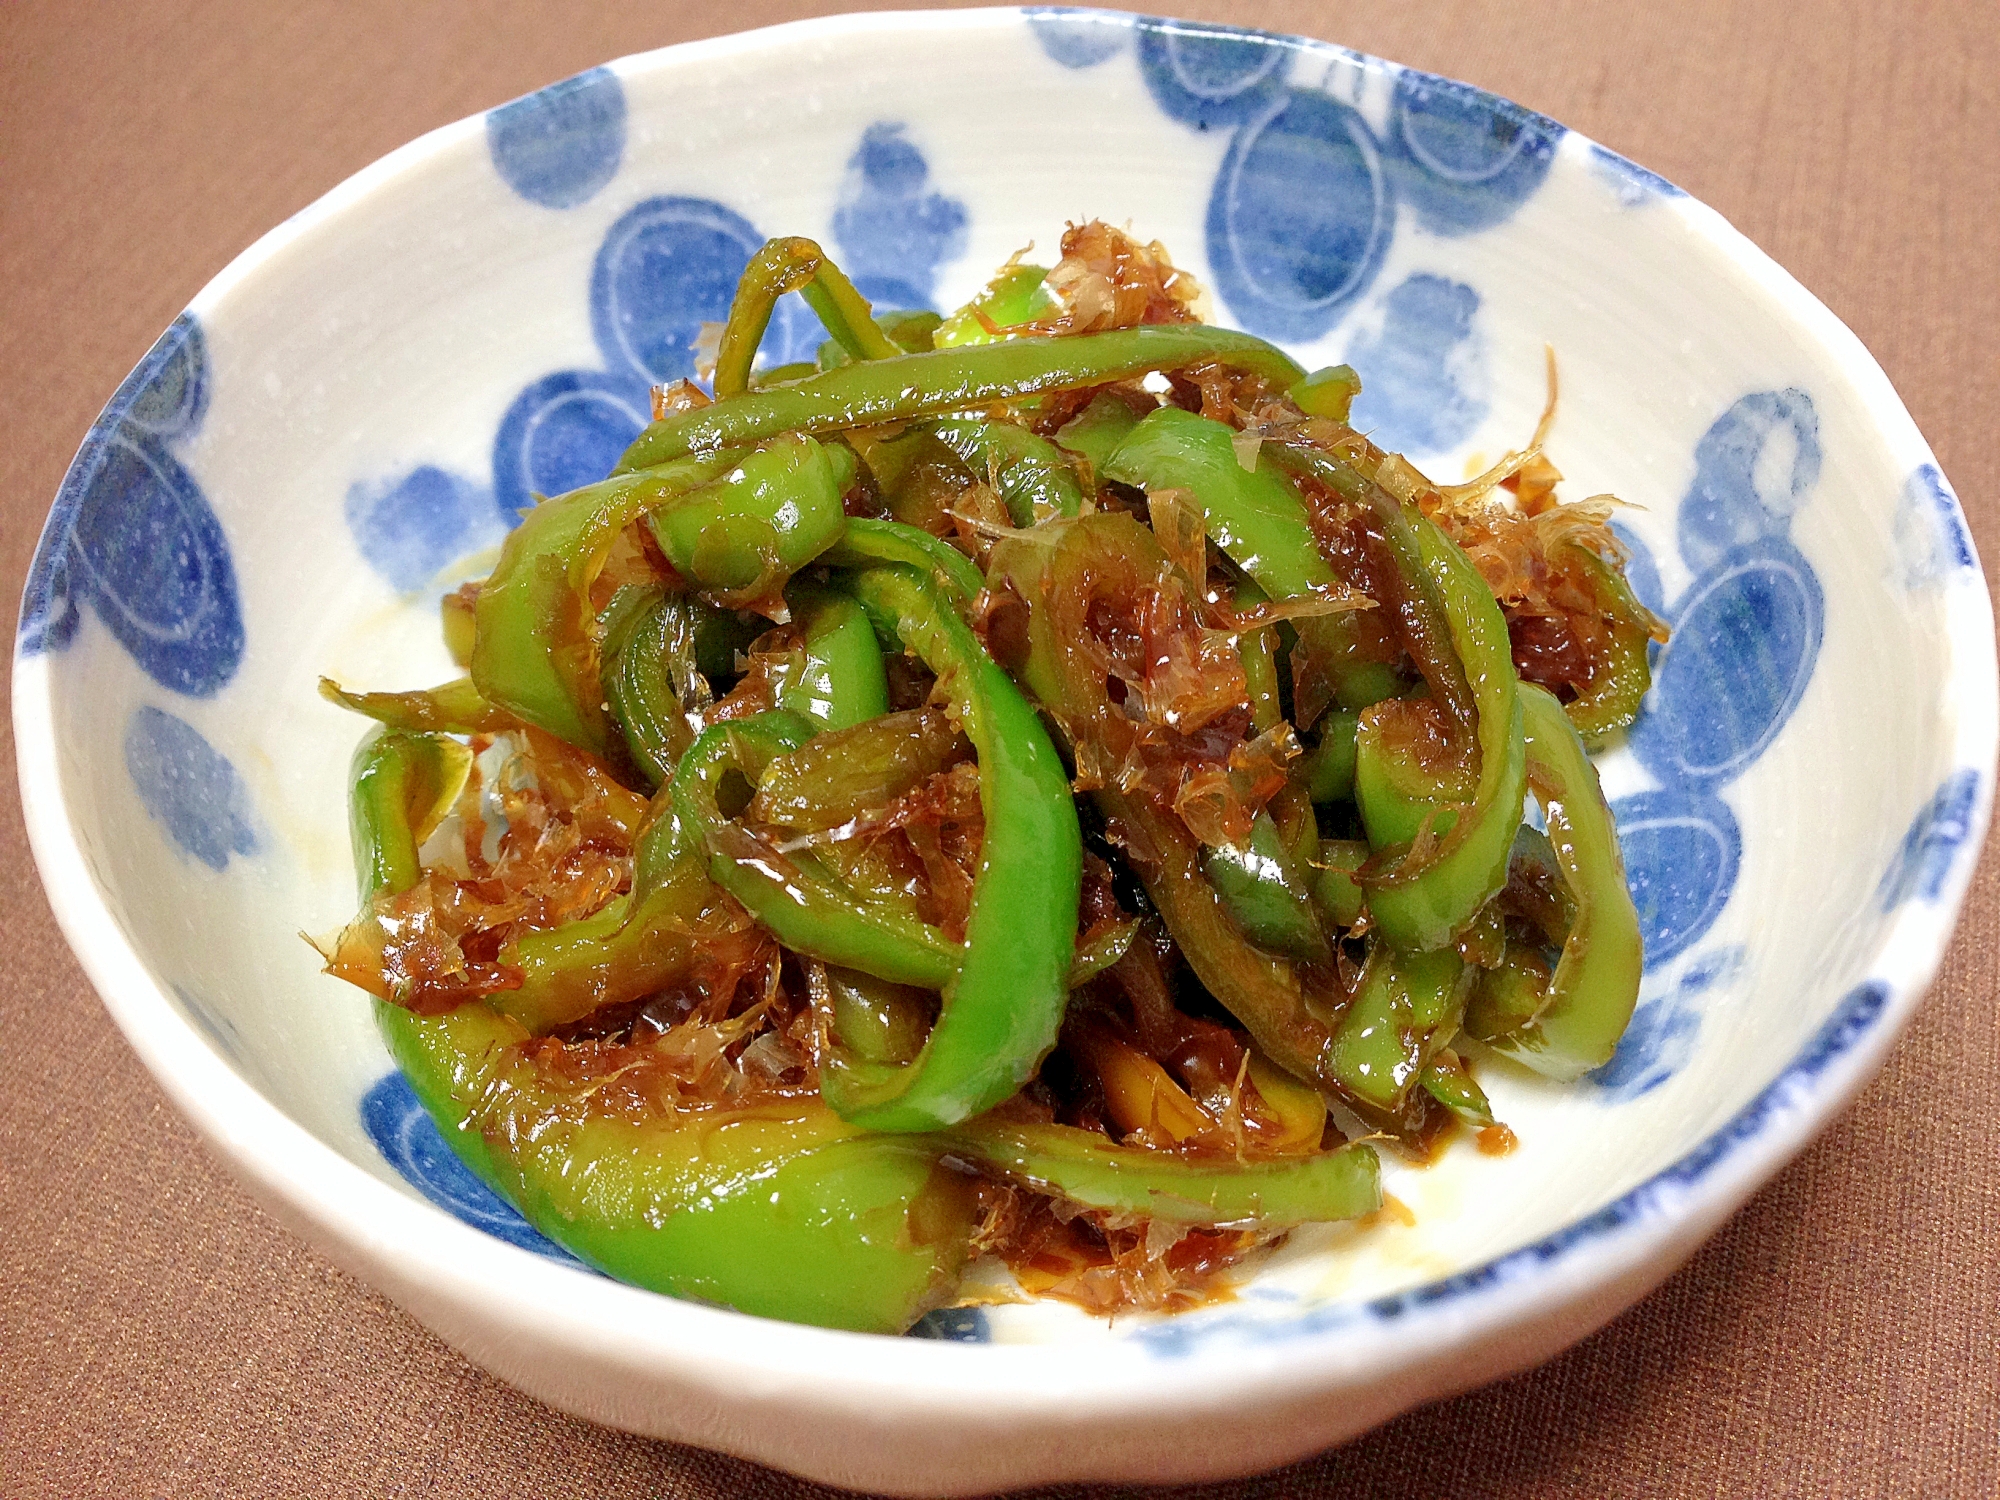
[15,8,1994,1492]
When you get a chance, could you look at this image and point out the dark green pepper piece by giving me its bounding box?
[1106,407,1399,719]
[1327,944,1472,1119]
[615,325,1305,474]
[932,416,1083,526]
[320,675,513,735]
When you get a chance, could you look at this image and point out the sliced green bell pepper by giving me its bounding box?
[348,728,977,1334]
[616,325,1305,474]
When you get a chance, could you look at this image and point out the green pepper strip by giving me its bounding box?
[942,1121,1381,1226]
[1299,711,1359,803]
[1326,945,1471,1120]
[1482,684,1644,1081]
[1420,1048,1496,1129]
[1106,407,1400,718]
[932,417,1083,526]
[320,675,513,735]
[748,707,965,832]
[933,262,1055,347]
[1204,815,1332,965]
[347,728,471,900]
[349,732,975,1333]
[674,710,963,990]
[992,515,1357,1107]
[1053,390,1147,482]
[615,325,1305,474]
[774,582,891,732]
[1288,363,1362,422]
[821,517,985,603]
[645,434,849,599]
[826,562,1083,1131]
[1561,542,1661,744]
[1211,579,1331,960]
[601,591,698,787]
[1276,443,1527,952]
[493,785,725,1035]
[470,450,742,751]
[712,237,900,399]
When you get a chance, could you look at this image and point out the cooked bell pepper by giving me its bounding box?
[600,589,699,785]
[944,1120,1381,1226]
[674,710,962,990]
[615,325,1305,474]
[933,261,1056,347]
[320,675,513,735]
[1326,945,1471,1121]
[1420,1047,1496,1128]
[773,581,890,731]
[471,451,740,752]
[644,434,849,602]
[711,237,900,399]
[1204,814,1332,965]
[1478,683,1643,1081]
[1287,363,1362,422]
[991,515,1355,1104]
[820,561,1083,1132]
[1299,710,1359,803]
[349,728,979,1334]
[1558,541,1660,744]
[932,416,1083,525]
[1278,442,1527,952]
[748,706,965,832]
[1106,407,1401,718]
[1053,389,1148,481]
[821,517,984,603]
[490,777,725,1036]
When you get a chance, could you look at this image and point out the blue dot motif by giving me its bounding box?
[1135,18,1287,129]
[1612,789,1742,970]
[124,706,259,871]
[361,1071,587,1266]
[1204,90,1392,340]
[831,123,969,313]
[486,66,627,210]
[491,370,652,522]
[1891,463,1975,590]
[907,1306,992,1342]
[21,313,244,697]
[591,196,764,385]
[1676,389,1821,575]
[1388,71,1564,236]
[1631,537,1824,788]
[1345,274,1490,457]
[347,465,504,592]
[1591,946,1745,1100]
[1025,6,1133,69]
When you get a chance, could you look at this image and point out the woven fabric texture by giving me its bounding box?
[3,2,1995,1495]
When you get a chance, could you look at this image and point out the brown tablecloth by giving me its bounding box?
[4,2,1995,1494]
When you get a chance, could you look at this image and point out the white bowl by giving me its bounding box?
[15,8,1994,1492]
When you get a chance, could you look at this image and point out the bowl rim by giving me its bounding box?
[15,0,1998,1441]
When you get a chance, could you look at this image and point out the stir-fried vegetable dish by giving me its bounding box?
[318,223,1660,1333]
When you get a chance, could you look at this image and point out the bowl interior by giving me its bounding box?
[18,7,1992,1354]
